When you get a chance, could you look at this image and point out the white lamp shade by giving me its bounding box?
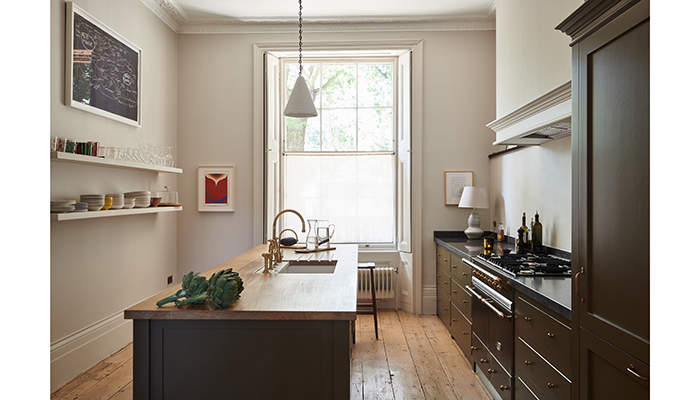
[458,186,489,209]
[284,76,318,118]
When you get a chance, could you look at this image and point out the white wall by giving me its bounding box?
[490,0,582,252]
[50,0,178,391]
[176,30,496,313]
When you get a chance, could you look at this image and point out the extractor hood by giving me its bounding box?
[487,81,571,146]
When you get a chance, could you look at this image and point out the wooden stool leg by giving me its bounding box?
[370,268,378,339]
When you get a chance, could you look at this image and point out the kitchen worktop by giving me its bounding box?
[124,244,358,321]
[434,231,572,320]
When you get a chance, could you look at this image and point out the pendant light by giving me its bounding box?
[283,0,318,118]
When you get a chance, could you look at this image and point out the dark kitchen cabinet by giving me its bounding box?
[436,245,473,362]
[556,0,650,398]
[514,292,572,400]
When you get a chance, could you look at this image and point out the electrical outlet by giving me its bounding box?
[167,275,173,285]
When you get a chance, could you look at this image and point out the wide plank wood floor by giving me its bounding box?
[51,310,493,400]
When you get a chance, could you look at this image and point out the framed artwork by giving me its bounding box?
[444,171,474,205]
[198,166,235,212]
[65,2,142,127]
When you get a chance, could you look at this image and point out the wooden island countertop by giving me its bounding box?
[124,244,358,321]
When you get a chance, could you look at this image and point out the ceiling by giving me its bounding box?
[141,0,497,33]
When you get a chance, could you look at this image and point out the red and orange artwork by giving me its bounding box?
[204,173,228,204]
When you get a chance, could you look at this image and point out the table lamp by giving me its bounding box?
[458,186,489,239]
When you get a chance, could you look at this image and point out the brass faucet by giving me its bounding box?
[269,209,306,265]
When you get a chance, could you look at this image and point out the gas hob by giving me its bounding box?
[477,253,572,277]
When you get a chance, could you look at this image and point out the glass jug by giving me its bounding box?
[316,220,335,248]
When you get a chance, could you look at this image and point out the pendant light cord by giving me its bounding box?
[298,0,304,77]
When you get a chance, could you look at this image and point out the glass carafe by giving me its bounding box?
[306,219,318,250]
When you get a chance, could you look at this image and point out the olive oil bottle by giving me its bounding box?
[532,211,543,253]
[520,212,529,251]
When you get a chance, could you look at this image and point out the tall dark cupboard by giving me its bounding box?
[556,0,650,399]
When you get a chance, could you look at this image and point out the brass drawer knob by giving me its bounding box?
[470,346,477,351]
[462,300,468,304]
[452,290,457,294]
[480,358,488,364]
[499,385,510,391]
[524,360,532,366]
[487,368,495,374]
[547,332,555,339]
[547,383,555,389]
[524,316,531,322]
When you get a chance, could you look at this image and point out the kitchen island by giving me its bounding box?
[124,244,358,400]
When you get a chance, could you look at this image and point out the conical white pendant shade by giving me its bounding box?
[284,76,318,118]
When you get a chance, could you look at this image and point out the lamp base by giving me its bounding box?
[464,209,483,239]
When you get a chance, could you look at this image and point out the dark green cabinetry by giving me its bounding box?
[557,0,650,398]
[436,245,473,362]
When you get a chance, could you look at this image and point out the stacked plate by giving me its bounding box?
[107,193,125,209]
[124,191,151,208]
[80,194,105,211]
[51,200,76,213]
[73,202,88,212]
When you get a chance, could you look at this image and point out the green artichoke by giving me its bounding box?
[206,268,244,308]
[156,271,209,307]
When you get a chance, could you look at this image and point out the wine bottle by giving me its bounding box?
[533,211,543,253]
[520,212,529,251]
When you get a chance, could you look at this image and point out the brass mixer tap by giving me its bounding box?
[269,209,306,265]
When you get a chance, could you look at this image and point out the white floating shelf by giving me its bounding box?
[51,206,183,221]
[50,151,183,174]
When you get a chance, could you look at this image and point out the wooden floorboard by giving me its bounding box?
[51,311,493,400]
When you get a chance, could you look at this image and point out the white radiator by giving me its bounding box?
[358,265,396,300]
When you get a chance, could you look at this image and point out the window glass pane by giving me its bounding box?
[285,63,321,108]
[358,108,392,151]
[322,109,356,151]
[321,64,356,108]
[286,116,320,151]
[284,154,394,243]
[358,64,393,107]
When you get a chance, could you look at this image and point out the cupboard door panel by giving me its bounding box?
[580,328,649,400]
[574,0,649,364]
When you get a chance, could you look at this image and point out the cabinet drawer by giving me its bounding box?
[450,303,472,359]
[472,332,490,374]
[436,269,450,294]
[515,376,541,400]
[436,247,450,274]
[450,278,472,320]
[515,295,571,372]
[516,336,571,400]
[450,253,471,287]
[436,289,451,328]
[490,355,514,400]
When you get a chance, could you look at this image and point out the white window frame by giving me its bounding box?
[278,57,398,249]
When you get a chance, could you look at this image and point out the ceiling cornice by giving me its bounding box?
[140,0,495,34]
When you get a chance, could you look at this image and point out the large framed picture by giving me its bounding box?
[65,2,142,127]
[198,166,235,212]
[444,171,474,205]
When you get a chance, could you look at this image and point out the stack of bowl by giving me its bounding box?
[107,193,125,209]
[80,194,105,211]
[73,202,88,212]
[123,197,136,209]
[51,200,76,213]
[124,191,151,208]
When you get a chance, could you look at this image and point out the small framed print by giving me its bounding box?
[198,166,235,212]
[444,171,474,205]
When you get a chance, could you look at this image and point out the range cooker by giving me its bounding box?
[462,252,571,399]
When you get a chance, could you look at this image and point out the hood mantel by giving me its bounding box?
[487,81,572,146]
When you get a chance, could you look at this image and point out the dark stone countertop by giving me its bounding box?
[434,231,572,320]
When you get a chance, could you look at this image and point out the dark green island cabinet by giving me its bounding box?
[436,244,473,362]
[125,244,358,400]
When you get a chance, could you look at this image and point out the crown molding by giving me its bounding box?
[141,0,495,34]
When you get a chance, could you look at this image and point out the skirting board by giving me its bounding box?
[422,285,437,315]
[50,311,132,392]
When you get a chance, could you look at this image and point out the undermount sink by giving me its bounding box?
[258,259,337,274]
